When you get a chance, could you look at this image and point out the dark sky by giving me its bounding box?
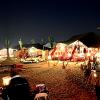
[0,0,99,47]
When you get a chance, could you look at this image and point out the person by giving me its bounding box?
[83,65,91,83]
[2,70,33,100]
[87,60,91,69]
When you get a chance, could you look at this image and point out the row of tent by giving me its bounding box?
[0,32,100,61]
[48,40,100,62]
[0,39,100,61]
[48,32,100,61]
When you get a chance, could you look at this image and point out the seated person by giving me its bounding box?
[2,70,33,100]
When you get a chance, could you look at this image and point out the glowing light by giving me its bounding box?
[93,73,97,77]
[60,45,65,51]
[48,55,51,60]
[68,53,71,57]
[87,53,91,56]
[29,47,37,53]
[95,52,100,61]
[2,76,11,86]
[93,70,96,72]
[79,53,84,57]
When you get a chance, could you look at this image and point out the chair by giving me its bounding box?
[36,84,49,93]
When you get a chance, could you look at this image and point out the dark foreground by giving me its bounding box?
[18,61,97,100]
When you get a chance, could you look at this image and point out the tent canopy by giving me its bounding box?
[63,32,100,48]
[68,40,87,48]
[43,43,52,48]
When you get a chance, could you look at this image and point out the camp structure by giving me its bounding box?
[43,43,52,49]
[0,48,17,58]
[28,46,42,57]
[48,43,68,60]
[64,32,100,61]
[67,40,88,61]
[15,47,28,59]
[48,40,89,61]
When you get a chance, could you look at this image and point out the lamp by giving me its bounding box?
[2,76,11,86]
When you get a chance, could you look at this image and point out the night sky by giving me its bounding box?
[0,0,99,47]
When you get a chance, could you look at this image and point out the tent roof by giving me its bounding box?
[68,40,87,48]
[63,32,100,48]
[43,43,52,48]
[56,42,67,46]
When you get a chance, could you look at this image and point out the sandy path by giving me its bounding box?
[19,61,97,100]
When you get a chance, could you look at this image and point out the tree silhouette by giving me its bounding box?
[31,39,35,44]
[18,38,23,49]
[48,35,54,48]
[5,39,10,58]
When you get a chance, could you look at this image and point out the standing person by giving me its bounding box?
[87,60,91,70]
[2,70,33,100]
[83,65,91,83]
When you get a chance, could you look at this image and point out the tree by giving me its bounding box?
[31,39,35,44]
[48,35,54,48]
[41,38,44,45]
[18,38,23,49]
[5,39,10,58]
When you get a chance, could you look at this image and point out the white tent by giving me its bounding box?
[28,47,42,57]
[0,48,17,58]
[68,40,87,48]
[48,43,67,60]
[43,43,52,48]
[67,40,88,61]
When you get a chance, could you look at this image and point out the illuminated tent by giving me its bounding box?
[67,40,88,61]
[28,46,42,57]
[48,43,67,60]
[65,32,100,48]
[14,47,29,58]
[63,32,100,61]
[0,48,17,58]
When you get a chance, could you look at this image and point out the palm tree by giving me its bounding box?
[18,38,23,49]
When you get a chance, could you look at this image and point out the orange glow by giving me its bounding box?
[93,73,97,77]
[48,55,51,60]
[2,76,11,86]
